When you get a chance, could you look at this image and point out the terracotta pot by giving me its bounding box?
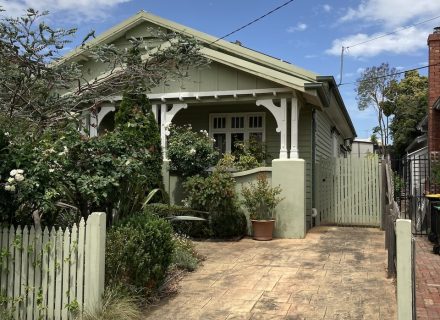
[251,219,275,241]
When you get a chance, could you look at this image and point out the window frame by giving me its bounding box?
[209,112,266,154]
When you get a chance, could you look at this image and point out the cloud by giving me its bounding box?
[323,4,332,12]
[0,0,130,21]
[286,23,307,33]
[339,0,440,27]
[326,26,429,58]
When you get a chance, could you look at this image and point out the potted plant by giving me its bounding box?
[241,173,283,240]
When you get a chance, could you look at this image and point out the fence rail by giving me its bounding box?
[0,212,106,320]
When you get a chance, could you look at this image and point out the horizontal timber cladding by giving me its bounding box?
[0,212,106,320]
[316,156,382,227]
[297,107,313,229]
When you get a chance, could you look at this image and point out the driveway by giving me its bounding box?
[145,226,396,319]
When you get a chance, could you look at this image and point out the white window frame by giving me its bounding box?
[209,112,266,154]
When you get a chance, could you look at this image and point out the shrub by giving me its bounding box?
[167,124,218,177]
[171,234,201,271]
[211,210,247,239]
[183,169,246,238]
[241,173,283,220]
[105,213,174,293]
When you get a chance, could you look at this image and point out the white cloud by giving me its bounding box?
[326,26,429,58]
[287,23,307,33]
[339,0,440,27]
[0,0,130,21]
[323,4,332,12]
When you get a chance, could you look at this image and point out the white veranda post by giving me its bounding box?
[256,98,288,159]
[290,97,300,159]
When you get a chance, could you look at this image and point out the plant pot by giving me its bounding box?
[251,219,275,241]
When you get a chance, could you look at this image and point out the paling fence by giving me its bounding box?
[316,156,382,226]
[0,212,106,320]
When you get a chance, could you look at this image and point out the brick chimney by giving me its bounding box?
[428,27,440,159]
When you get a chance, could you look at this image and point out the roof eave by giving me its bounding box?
[316,75,357,138]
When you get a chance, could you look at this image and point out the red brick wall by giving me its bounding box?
[428,29,440,155]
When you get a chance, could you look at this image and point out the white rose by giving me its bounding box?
[16,169,24,174]
[7,177,14,183]
[9,185,15,192]
[10,169,17,177]
[14,174,24,182]
[189,148,196,155]
[49,169,55,173]
[4,185,11,191]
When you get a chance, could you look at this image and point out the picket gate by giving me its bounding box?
[316,156,382,226]
[0,212,106,319]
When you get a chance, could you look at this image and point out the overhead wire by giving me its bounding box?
[208,0,296,45]
[338,63,439,87]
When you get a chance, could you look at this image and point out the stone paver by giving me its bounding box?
[145,227,396,320]
[415,236,440,319]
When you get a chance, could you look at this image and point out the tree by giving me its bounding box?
[356,63,398,157]
[0,8,208,131]
[385,70,428,158]
[0,8,208,226]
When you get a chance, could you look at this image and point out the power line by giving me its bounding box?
[209,0,296,45]
[345,14,440,49]
[338,63,438,87]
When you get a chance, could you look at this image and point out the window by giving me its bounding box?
[209,113,265,154]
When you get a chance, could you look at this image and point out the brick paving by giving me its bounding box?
[415,236,440,319]
[145,227,396,320]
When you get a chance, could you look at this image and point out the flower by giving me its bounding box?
[49,168,55,173]
[4,132,10,137]
[15,174,24,182]
[10,169,17,177]
[7,177,14,183]
[5,185,15,192]
[188,148,196,155]
[16,169,24,174]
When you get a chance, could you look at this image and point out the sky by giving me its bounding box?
[2,0,440,139]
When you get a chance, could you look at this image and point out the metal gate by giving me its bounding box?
[316,156,382,226]
[395,153,430,235]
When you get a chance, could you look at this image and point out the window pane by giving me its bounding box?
[231,133,244,153]
[213,117,226,129]
[213,133,226,154]
[249,132,263,142]
[231,116,244,129]
[249,116,263,128]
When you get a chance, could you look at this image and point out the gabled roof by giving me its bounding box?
[58,11,356,137]
[58,11,318,88]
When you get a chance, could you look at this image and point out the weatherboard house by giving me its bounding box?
[61,11,356,238]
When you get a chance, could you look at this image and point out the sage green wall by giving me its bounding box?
[298,107,313,229]
[172,103,280,164]
[315,109,333,161]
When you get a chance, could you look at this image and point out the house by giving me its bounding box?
[350,138,376,158]
[60,11,356,238]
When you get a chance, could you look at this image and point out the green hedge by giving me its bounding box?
[105,213,174,293]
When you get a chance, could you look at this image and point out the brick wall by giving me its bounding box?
[428,27,440,155]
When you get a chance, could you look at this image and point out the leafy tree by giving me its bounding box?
[384,71,428,158]
[356,63,398,156]
[0,8,208,131]
[0,8,208,226]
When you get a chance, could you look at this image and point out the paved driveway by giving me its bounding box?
[145,226,396,319]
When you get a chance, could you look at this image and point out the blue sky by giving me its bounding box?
[3,0,440,139]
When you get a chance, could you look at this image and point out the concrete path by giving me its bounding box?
[145,227,396,319]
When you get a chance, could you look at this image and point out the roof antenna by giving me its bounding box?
[338,46,345,86]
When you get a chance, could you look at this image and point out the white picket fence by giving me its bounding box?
[0,212,106,320]
[316,156,382,226]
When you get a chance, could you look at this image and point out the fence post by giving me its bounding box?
[396,219,413,320]
[84,212,106,315]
